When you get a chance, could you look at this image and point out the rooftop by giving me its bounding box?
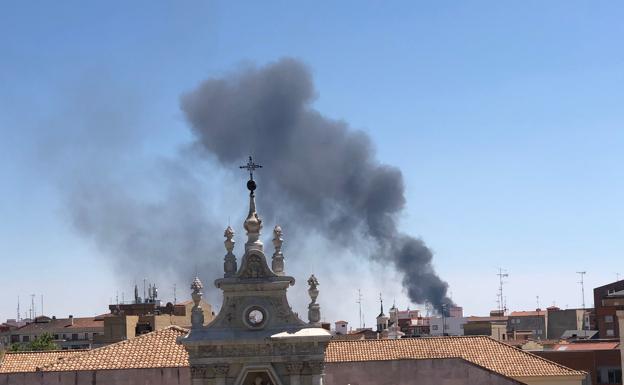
[14,316,104,333]
[509,311,546,317]
[0,350,87,373]
[553,342,620,351]
[325,336,585,378]
[1,327,585,379]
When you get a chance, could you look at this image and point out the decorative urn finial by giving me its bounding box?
[307,274,321,325]
[190,276,204,328]
[223,226,237,277]
[272,225,285,275]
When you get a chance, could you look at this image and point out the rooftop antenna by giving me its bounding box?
[577,271,587,337]
[143,278,147,303]
[17,296,20,322]
[577,271,586,310]
[122,292,125,304]
[496,268,509,314]
[173,284,177,305]
[536,295,540,309]
[356,289,363,329]
[30,294,35,319]
[41,294,44,316]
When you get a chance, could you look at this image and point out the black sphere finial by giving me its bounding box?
[247,179,257,192]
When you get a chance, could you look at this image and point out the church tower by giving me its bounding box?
[180,157,331,385]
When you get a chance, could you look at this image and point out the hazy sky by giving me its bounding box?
[1,1,623,325]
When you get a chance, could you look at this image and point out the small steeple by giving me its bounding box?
[240,156,263,252]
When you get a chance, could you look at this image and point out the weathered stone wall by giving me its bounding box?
[0,367,190,385]
[325,359,524,385]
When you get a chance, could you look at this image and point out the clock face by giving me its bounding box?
[248,310,264,325]
[244,306,267,328]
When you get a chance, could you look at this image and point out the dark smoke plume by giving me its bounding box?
[181,58,453,310]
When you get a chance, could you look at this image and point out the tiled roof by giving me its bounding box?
[15,317,103,333]
[554,342,620,351]
[466,316,508,322]
[509,311,544,317]
[325,336,585,378]
[1,328,584,379]
[0,350,87,373]
[39,326,188,372]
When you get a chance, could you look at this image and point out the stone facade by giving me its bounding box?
[180,168,330,385]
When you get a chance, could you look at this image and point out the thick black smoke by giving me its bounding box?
[181,58,453,310]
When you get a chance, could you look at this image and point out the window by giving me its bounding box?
[71,334,78,341]
[84,333,89,340]
[432,325,438,330]
[608,369,622,384]
[606,329,615,337]
[598,367,622,384]
[605,315,614,323]
[22,335,30,342]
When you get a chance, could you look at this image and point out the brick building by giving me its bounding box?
[2,315,105,350]
[594,280,624,339]
[535,341,621,385]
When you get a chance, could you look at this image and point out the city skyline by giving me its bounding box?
[1,1,623,326]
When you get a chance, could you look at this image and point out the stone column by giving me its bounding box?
[307,361,325,385]
[213,364,229,385]
[286,362,303,385]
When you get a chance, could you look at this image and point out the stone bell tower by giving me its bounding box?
[180,157,331,385]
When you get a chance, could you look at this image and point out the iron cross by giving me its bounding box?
[239,156,262,180]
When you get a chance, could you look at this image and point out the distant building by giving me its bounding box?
[3,315,105,350]
[535,340,621,385]
[594,280,624,339]
[464,315,508,341]
[429,306,466,336]
[93,299,213,346]
[334,320,348,335]
[507,310,547,340]
[546,307,586,340]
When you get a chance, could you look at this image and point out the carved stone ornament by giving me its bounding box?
[224,225,237,276]
[272,225,285,275]
[307,274,321,324]
[213,363,230,377]
[240,254,273,278]
[306,361,325,373]
[190,276,204,328]
[190,365,211,379]
[285,362,304,374]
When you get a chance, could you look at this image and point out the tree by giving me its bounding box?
[10,333,59,352]
[28,333,59,351]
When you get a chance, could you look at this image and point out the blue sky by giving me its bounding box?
[1,1,623,324]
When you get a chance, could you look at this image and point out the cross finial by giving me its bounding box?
[239,156,262,181]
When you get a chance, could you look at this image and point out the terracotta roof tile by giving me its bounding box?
[40,326,189,372]
[2,328,584,379]
[0,350,87,373]
[325,336,585,378]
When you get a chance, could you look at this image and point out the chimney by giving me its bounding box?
[69,315,74,325]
